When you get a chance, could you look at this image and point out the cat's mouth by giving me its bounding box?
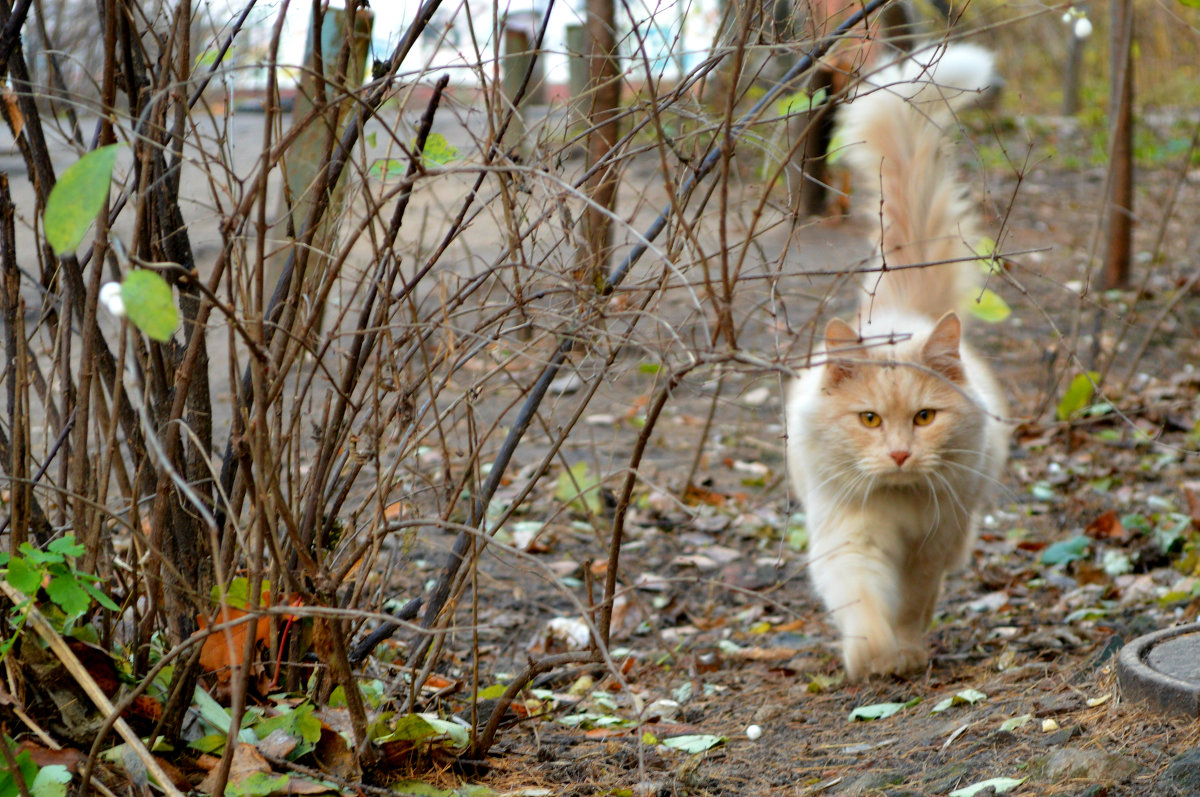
[873,466,927,486]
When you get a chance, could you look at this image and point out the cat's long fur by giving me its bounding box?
[786,44,1010,679]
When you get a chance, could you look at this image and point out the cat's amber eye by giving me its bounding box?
[859,411,882,428]
[914,409,937,426]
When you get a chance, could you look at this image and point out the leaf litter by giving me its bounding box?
[14,125,1200,797]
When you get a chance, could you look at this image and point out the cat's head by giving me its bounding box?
[813,312,984,487]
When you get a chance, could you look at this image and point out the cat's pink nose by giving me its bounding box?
[890,450,910,466]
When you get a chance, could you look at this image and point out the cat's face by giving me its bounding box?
[813,313,985,488]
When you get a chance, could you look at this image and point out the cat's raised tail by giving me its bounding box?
[837,43,1002,321]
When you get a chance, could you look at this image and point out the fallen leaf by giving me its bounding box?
[660,734,725,753]
[196,605,274,682]
[15,742,84,772]
[930,689,987,713]
[949,777,1026,797]
[1041,535,1090,566]
[1085,510,1127,541]
[197,743,270,795]
[728,646,799,662]
[848,698,921,721]
[999,714,1032,731]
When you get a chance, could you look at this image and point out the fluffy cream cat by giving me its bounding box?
[786,44,1011,679]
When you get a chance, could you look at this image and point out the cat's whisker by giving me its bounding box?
[928,469,973,524]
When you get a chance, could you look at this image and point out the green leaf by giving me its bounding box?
[948,776,1026,796]
[46,535,85,559]
[43,144,122,255]
[827,128,847,164]
[775,87,827,116]
[999,714,1032,731]
[227,771,291,797]
[45,571,91,617]
[660,734,725,753]
[368,158,405,180]
[930,688,987,713]
[554,461,603,515]
[80,580,120,611]
[213,577,270,609]
[968,288,1011,323]
[1041,534,1091,565]
[1057,371,1099,421]
[188,733,227,754]
[1180,0,1200,8]
[121,270,178,342]
[1030,481,1056,501]
[806,672,842,693]
[390,781,456,797]
[0,749,39,797]
[6,555,41,595]
[192,686,233,734]
[30,764,72,797]
[848,697,921,721]
[420,133,458,165]
[18,541,59,566]
[1154,513,1192,554]
[973,236,999,273]
[474,683,508,700]
[377,714,470,749]
[365,131,377,148]
[253,702,321,758]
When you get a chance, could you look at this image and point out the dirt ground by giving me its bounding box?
[15,103,1200,795]
[369,110,1200,796]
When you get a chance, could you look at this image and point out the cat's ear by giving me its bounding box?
[922,312,965,382]
[824,318,859,350]
[824,318,859,385]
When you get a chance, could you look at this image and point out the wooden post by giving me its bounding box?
[1063,32,1085,116]
[575,0,621,288]
[267,5,374,310]
[566,24,588,124]
[1103,0,1133,289]
[501,13,545,152]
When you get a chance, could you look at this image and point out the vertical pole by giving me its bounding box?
[1063,33,1085,116]
[566,24,588,125]
[501,20,532,151]
[1103,0,1133,289]
[576,0,621,288]
[268,5,374,308]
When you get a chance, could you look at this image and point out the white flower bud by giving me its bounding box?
[99,282,125,318]
[1061,11,1073,23]
[1073,16,1093,39]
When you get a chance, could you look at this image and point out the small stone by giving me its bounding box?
[1044,747,1141,783]
[1042,718,1060,732]
[549,372,584,395]
[646,699,680,722]
[745,724,763,741]
[752,702,785,724]
[742,386,771,406]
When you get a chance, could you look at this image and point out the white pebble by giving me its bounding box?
[745,724,763,741]
[1042,718,1059,732]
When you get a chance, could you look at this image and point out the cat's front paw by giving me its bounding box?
[843,635,927,680]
